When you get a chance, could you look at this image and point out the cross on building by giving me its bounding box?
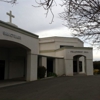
[6,11,15,23]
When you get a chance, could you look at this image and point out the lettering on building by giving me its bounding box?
[3,32,21,40]
[70,51,88,53]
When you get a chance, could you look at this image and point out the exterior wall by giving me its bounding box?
[64,48,93,76]
[55,47,93,76]
[0,22,39,54]
[40,37,93,77]
[39,42,55,51]
[53,58,64,76]
[40,52,56,57]
[86,59,93,75]
[64,48,93,60]
[54,37,83,47]
[39,37,83,50]
[0,21,93,82]
[39,57,47,77]
[26,52,37,81]
[55,49,65,57]
[0,21,39,81]
[39,37,83,57]
[55,40,83,50]
[65,59,73,76]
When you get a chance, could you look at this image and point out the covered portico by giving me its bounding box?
[64,47,93,76]
[0,21,39,81]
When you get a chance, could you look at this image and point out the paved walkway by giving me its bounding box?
[0,76,100,100]
[0,78,26,88]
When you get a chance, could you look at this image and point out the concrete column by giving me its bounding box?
[84,57,86,74]
[41,57,47,68]
[65,59,73,76]
[38,57,47,77]
[82,57,85,73]
[86,59,93,75]
[26,51,37,81]
[53,59,58,75]
[54,59,65,76]
[41,57,47,77]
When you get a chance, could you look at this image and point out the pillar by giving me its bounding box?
[82,57,85,73]
[26,51,37,81]
[65,59,73,76]
[41,57,47,68]
[86,59,93,75]
[54,58,65,76]
[42,57,47,77]
[53,59,59,75]
[38,57,47,77]
[84,57,87,74]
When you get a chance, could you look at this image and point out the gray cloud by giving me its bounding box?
[0,0,64,33]
[0,0,98,60]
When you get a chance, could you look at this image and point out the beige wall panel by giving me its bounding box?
[86,59,93,75]
[40,52,55,57]
[0,26,39,54]
[26,53,37,81]
[57,59,65,76]
[65,49,93,60]
[39,43,55,51]
[65,59,73,76]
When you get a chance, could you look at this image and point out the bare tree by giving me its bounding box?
[34,0,100,48]
[33,0,57,23]
[60,0,100,48]
[2,0,100,47]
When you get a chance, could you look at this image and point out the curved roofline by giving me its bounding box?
[0,20,38,39]
[0,39,31,50]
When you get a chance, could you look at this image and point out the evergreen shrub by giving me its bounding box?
[38,66,46,78]
[47,72,57,77]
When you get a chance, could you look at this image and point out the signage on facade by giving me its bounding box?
[3,31,21,40]
[70,51,88,53]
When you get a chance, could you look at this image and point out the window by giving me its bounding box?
[60,45,74,48]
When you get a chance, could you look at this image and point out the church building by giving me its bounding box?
[0,11,93,81]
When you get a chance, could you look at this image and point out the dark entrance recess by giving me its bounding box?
[73,61,77,72]
[73,61,82,73]
[47,58,54,76]
[79,61,82,72]
[0,60,5,80]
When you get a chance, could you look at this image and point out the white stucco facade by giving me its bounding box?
[0,21,39,81]
[0,20,93,82]
[39,37,93,76]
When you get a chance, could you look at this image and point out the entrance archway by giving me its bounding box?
[73,55,86,75]
[47,57,55,77]
[0,40,30,81]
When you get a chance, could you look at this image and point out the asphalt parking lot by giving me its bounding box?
[0,75,100,100]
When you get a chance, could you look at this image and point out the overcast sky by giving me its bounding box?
[0,0,100,61]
